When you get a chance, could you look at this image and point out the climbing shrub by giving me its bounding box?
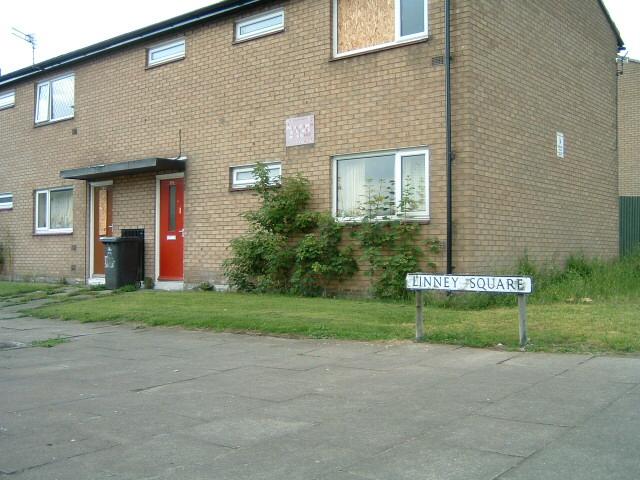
[224,165,439,298]
[347,182,440,299]
[224,164,357,296]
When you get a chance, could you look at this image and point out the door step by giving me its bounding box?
[154,281,184,291]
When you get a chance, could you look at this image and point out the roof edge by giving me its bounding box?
[0,0,626,88]
[0,0,265,88]
[597,0,625,51]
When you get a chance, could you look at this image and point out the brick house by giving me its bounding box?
[0,0,624,290]
[619,58,640,254]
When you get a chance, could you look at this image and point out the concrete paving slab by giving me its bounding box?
[500,352,592,375]
[255,392,371,422]
[182,413,313,448]
[194,365,316,401]
[558,355,640,384]
[1,311,639,479]
[346,441,521,480]
[499,415,640,480]
[479,376,635,427]
[433,414,568,458]
[8,434,232,480]
[0,423,117,475]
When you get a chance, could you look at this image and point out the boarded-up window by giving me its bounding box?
[336,0,395,54]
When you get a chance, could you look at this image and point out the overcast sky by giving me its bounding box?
[0,0,638,75]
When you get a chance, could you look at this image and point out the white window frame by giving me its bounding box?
[332,148,430,222]
[231,162,282,189]
[34,187,74,235]
[0,193,13,210]
[147,38,186,67]
[235,8,285,42]
[34,73,75,124]
[0,91,15,111]
[332,0,429,58]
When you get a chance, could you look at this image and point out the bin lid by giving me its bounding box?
[100,236,142,243]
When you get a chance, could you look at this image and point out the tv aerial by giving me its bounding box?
[11,27,37,65]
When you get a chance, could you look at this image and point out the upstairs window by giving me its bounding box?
[147,38,185,67]
[333,149,429,221]
[333,0,428,57]
[0,91,15,110]
[0,193,13,210]
[35,187,73,234]
[236,9,285,42]
[35,74,75,124]
[231,162,281,189]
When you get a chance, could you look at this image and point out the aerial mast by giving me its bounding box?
[11,27,37,65]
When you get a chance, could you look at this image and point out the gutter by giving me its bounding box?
[0,0,265,88]
[445,0,453,274]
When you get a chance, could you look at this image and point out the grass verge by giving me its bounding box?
[0,281,61,298]
[29,290,640,354]
[31,337,69,348]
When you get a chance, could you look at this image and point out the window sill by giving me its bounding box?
[146,56,186,70]
[331,36,429,61]
[34,229,73,236]
[230,185,255,192]
[34,115,74,128]
[230,184,281,192]
[0,104,15,112]
[233,27,285,45]
[336,216,430,225]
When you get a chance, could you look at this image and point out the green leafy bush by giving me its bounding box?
[347,178,440,299]
[224,164,357,296]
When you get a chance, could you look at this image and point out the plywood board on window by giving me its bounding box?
[337,0,395,54]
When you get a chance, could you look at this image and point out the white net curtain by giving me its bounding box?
[49,189,73,229]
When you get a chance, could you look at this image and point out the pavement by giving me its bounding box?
[1,298,640,479]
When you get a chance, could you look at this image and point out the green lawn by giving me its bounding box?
[0,281,61,298]
[28,290,640,354]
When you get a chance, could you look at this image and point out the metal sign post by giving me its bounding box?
[406,274,534,347]
[415,290,424,341]
[518,294,528,347]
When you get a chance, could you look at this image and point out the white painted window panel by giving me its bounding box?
[0,91,15,110]
[236,9,284,41]
[0,193,13,210]
[148,39,185,66]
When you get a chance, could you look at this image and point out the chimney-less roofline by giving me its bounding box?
[0,0,624,89]
[0,0,266,88]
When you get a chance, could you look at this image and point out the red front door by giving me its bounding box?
[159,178,184,281]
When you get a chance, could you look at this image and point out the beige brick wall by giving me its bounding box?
[453,0,620,273]
[0,0,620,289]
[0,0,451,288]
[619,60,640,197]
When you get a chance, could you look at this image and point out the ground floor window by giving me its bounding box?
[333,148,429,221]
[0,193,12,210]
[230,162,281,189]
[35,187,73,234]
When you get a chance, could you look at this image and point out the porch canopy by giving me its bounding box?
[60,157,185,181]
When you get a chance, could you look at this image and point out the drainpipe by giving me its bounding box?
[445,0,453,274]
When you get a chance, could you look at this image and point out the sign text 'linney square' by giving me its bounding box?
[406,274,533,294]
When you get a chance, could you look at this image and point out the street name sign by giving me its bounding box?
[406,274,532,294]
[406,273,534,348]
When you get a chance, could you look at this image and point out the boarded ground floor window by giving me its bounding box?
[35,187,73,234]
[333,149,429,221]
